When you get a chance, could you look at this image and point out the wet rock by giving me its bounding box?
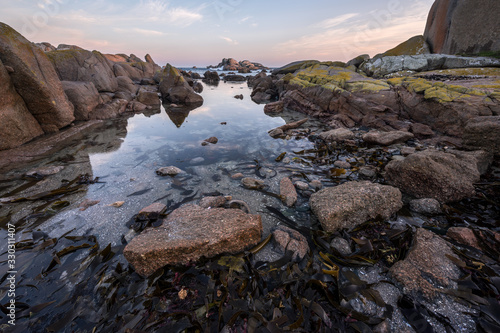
[203,70,220,84]
[241,177,265,190]
[330,237,352,256]
[156,166,183,176]
[319,128,355,143]
[334,160,351,169]
[136,203,166,221]
[263,101,284,114]
[385,149,480,203]
[446,227,481,250]
[463,116,500,156]
[159,64,203,106]
[250,75,277,103]
[409,198,441,215]
[199,196,228,209]
[193,81,203,93]
[0,23,75,134]
[124,204,262,277]
[234,94,243,99]
[272,225,309,260]
[231,173,244,180]
[390,228,461,299]
[362,130,414,146]
[268,128,284,138]
[309,180,323,191]
[294,181,309,191]
[26,165,65,178]
[190,157,205,165]
[359,166,376,178]
[280,177,297,207]
[79,199,100,211]
[137,88,160,107]
[310,181,402,232]
[224,74,246,82]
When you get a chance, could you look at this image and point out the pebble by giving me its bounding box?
[156,166,183,176]
[231,173,245,179]
[295,181,309,191]
[330,237,352,256]
[310,180,323,191]
[334,160,351,169]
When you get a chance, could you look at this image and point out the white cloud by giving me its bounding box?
[313,13,359,29]
[134,28,166,36]
[220,36,239,45]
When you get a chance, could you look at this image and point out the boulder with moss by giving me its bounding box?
[159,64,203,106]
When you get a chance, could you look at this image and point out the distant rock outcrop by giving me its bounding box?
[209,58,268,71]
[424,0,500,55]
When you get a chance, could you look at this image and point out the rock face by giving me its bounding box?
[463,116,500,155]
[123,204,262,277]
[424,0,500,55]
[159,64,203,106]
[385,150,480,203]
[0,22,75,133]
[390,228,461,299]
[374,35,430,59]
[61,81,100,120]
[310,181,402,232]
[47,49,119,92]
[0,59,44,150]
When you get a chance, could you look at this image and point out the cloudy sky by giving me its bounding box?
[2,0,434,67]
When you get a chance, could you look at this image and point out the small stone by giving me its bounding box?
[220,122,227,125]
[446,227,481,250]
[280,177,297,207]
[310,180,323,191]
[79,199,100,211]
[156,166,183,176]
[409,198,441,215]
[203,137,218,144]
[268,128,284,138]
[359,166,376,178]
[400,147,416,156]
[231,173,245,179]
[295,181,309,191]
[273,225,309,260]
[109,201,125,208]
[234,94,243,99]
[330,237,352,256]
[334,160,351,169]
[242,177,265,189]
[199,196,228,209]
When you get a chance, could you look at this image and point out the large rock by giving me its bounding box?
[463,116,500,155]
[310,181,402,232]
[89,99,128,120]
[362,130,414,146]
[273,60,320,75]
[0,22,75,133]
[385,150,480,203]
[137,87,160,107]
[374,35,430,58]
[424,0,500,55]
[47,49,118,92]
[61,81,100,120]
[117,75,139,95]
[123,204,262,277]
[159,64,203,106]
[0,59,43,150]
[390,228,461,299]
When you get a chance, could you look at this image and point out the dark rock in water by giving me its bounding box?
[203,70,220,84]
[463,116,500,156]
[362,130,414,146]
[61,81,100,120]
[0,22,75,135]
[409,198,441,215]
[124,204,262,277]
[390,228,461,299]
[127,101,148,112]
[280,177,297,207]
[193,81,203,93]
[224,74,246,82]
[385,149,480,203]
[89,99,128,120]
[234,94,243,99]
[310,181,402,232]
[159,64,203,106]
[272,225,309,260]
[250,75,277,103]
[203,137,218,145]
[424,0,500,55]
[136,203,166,221]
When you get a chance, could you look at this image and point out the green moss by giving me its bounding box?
[346,80,390,93]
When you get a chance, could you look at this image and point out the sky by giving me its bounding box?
[2,0,435,67]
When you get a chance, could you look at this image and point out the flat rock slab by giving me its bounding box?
[362,130,414,146]
[390,228,461,299]
[124,204,262,277]
[310,181,402,232]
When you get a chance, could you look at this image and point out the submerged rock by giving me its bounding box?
[242,177,265,190]
[280,177,297,207]
[310,181,402,232]
[136,203,166,221]
[124,204,262,277]
[385,150,480,203]
[156,166,183,176]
